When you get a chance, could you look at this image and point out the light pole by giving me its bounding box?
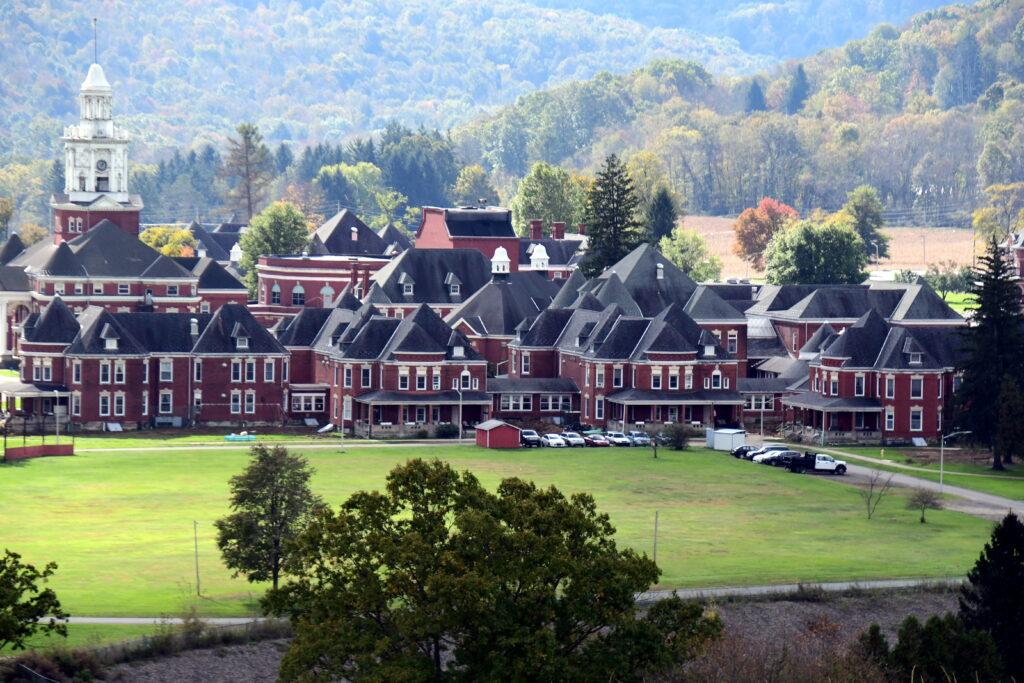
[939,430,971,493]
[453,370,470,440]
[53,389,59,444]
[870,241,880,262]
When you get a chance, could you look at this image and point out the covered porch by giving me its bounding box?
[782,392,883,445]
[352,390,491,438]
[605,389,743,432]
[0,379,71,434]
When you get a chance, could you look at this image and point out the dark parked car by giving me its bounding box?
[731,445,756,459]
[520,429,542,448]
[583,434,610,447]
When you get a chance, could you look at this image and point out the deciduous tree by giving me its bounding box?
[215,445,323,590]
[924,259,971,300]
[140,226,197,257]
[732,197,798,269]
[838,185,888,259]
[579,155,647,276]
[906,488,942,524]
[18,223,47,247]
[0,550,67,651]
[658,225,721,282]
[265,459,722,681]
[510,162,586,236]
[0,197,12,241]
[452,164,498,206]
[763,218,867,285]
[237,202,311,294]
[223,123,275,220]
[959,513,1024,680]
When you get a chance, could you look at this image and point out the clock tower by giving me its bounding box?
[50,62,142,243]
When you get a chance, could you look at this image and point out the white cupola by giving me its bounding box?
[229,242,243,263]
[529,243,549,270]
[63,62,130,203]
[491,246,511,275]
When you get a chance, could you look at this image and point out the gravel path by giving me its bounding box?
[103,640,289,682]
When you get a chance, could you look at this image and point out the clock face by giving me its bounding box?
[96,159,108,172]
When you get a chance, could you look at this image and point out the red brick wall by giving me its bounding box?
[53,208,140,243]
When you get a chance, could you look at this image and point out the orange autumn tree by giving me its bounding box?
[733,198,798,270]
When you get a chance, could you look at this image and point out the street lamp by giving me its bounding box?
[453,370,471,440]
[939,430,971,493]
[870,241,880,262]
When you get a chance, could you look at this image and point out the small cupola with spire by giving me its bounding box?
[529,243,549,271]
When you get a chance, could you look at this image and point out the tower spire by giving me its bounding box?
[93,17,98,63]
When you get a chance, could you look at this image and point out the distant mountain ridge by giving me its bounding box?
[0,0,771,161]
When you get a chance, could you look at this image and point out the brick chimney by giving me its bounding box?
[552,221,566,240]
[577,222,587,236]
[529,219,543,241]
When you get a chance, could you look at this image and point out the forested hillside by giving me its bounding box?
[526,0,951,58]
[0,0,768,162]
[455,0,1024,224]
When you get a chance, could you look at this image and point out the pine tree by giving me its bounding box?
[784,65,810,114]
[995,376,1024,465]
[745,81,767,113]
[580,155,645,276]
[274,143,294,175]
[954,237,1024,470]
[959,513,1024,680]
[645,186,678,243]
[223,123,275,220]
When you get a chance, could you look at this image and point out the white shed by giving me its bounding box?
[710,428,746,451]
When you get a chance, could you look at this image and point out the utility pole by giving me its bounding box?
[652,510,659,564]
[193,520,201,596]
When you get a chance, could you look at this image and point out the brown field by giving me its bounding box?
[685,215,977,279]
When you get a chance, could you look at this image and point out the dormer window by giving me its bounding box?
[403,283,414,296]
[453,345,465,358]
[449,284,460,296]
[909,352,922,365]
[104,338,117,350]
[704,344,714,356]
[237,336,249,350]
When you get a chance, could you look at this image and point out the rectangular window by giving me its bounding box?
[416,372,426,390]
[271,288,281,305]
[99,361,110,384]
[194,360,202,382]
[99,394,110,416]
[595,397,604,420]
[499,394,533,411]
[265,361,274,382]
[292,290,305,306]
[727,331,738,354]
[118,283,129,296]
[585,365,590,386]
[651,372,662,390]
[72,361,81,384]
[910,407,923,432]
[42,362,52,382]
[55,283,65,296]
[142,362,148,384]
[539,395,572,412]
[399,373,409,390]
[910,377,923,399]
[595,367,605,388]
[712,373,722,389]
[361,367,371,388]
[71,393,81,416]
[245,391,255,414]
[167,285,178,297]
[245,359,256,382]
[684,368,693,390]
[200,302,210,313]
[613,367,623,388]
[159,391,172,414]
[231,391,241,414]
[231,359,242,382]
[885,408,895,431]
[114,360,125,384]
[141,391,148,416]
[75,282,84,295]
[340,366,350,388]
[93,283,103,295]
[159,360,173,382]
[521,353,530,375]
[113,394,125,416]
[193,391,202,411]
[669,371,679,390]
[830,378,839,395]
[283,360,289,382]
[854,375,865,397]
[885,376,895,399]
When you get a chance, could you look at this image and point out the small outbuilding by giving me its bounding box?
[707,428,746,452]
[475,419,520,449]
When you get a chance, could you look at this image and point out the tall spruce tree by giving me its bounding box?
[955,238,1024,470]
[745,80,768,113]
[646,186,679,243]
[580,154,645,276]
[959,513,1024,680]
[784,64,810,114]
[223,123,275,220]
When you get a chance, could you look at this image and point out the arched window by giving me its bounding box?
[78,175,86,192]
[320,285,335,308]
[270,283,281,305]
[292,284,305,306]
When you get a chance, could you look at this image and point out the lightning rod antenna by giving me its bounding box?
[93,18,98,64]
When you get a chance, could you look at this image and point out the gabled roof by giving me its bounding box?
[275,307,334,347]
[0,234,25,264]
[22,297,79,344]
[0,265,30,292]
[585,244,698,316]
[683,285,746,322]
[312,210,391,257]
[435,207,515,238]
[376,305,481,361]
[189,221,230,261]
[369,248,491,305]
[105,312,212,354]
[377,223,413,252]
[881,283,965,322]
[874,326,964,370]
[516,308,578,347]
[42,242,87,277]
[192,304,285,355]
[213,222,246,234]
[593,273,642,316]
[334,284,362,310]
[173,257,247,290]
[550,268,587,308]
[336,316,402,359]
[819,310,890,367]
[799,322,838,359]
[65,307,147,355]
[444,272,559,337]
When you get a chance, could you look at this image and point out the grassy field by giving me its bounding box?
[5,431,361,450]
[0,444,994,620]
[2,624,158,653]
[831,446,1024,501]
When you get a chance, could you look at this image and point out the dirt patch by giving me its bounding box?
[103,639,289,682]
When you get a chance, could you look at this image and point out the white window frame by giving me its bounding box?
[72,360,81,384]
[99,361,111,384]
[113,393,125,417]
[595,397,605,420]
[159,359,173,382]
[854,374,865,397]
[114,360,126,384]
[244,391,255,414]
[99,393,110,416]
[361,367,371,388]
[521,352,530,375]
[245,359,256,382]
[231,359,242,382]
[910,407,923,432]
[194,360,202,382]
[265,360,275,382]
[910,376,923,400]
[230,390,242,414]
[885,408,895,431]
[71,392,81,416]
[613,366,623,388]
[651,371,662,390]
[159,391,173,414]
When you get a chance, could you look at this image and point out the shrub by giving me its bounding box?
[662,423,691,450]
[413,428,429,439]
[433,423,460,439]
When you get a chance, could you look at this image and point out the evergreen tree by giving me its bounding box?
[959,513,1024,680]
[579,155,645,276]
[313,165,355,209]
[954,237,1024,470]
[47,159,64,194]
[223,123,275,220]
[784,64,810,114]
[995,376,1024,465]
[645,185,679,243]
[744,80,767,113]
[274,143,294,175]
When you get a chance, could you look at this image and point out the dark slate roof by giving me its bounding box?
[435,207,515,238]
[486,377,580,393]
[799,322,838,358]
[874,326,964,370]
[550,268,587,308]
[377,223,413,251]
[0,265,30,292]
[683,285,746,322]
[354,390,491,405]
[209,232,240,255]
[22,297,79,344]
[752,282,962,324]
[746,285,823,315]
[213,222,246,233]
[189,221,230,261]
[374,305,481,361]
[275,308,334,347]
[334,284,362,310]
[516,308,578,347]
[337,316,403,359]
[173,257,247,290]
[193,304,286,355]
[104,312,213,354]
[593,273,642,316]
[876,283,964,322]
[311,210,390,257]
[584,244,698,316]
[65,307,148,355]
[520,239,584,267]
[0,234,25,264]
[445,272,559,336]
[820,310,889,367]
[783,392,884,411]
[605,389,744,404]
[369,248,491,305]
[737,377,794,393]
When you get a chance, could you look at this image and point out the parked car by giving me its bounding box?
[731,445,756,459]
[755,449,800,466]
[520,429,542,448]
[605,431,633,447]
[627,430,652,447]
[583,434,610,447]
[560,431,586,447]
[787,452,848,475]
[744,443,787,461]
[540,433,567,448]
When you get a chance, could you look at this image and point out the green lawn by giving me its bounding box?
[0,446,995,618]
[831,446,1024,500]
[2,624,157,653]
[6,431,361,450]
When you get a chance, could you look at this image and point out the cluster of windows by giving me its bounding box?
[229,390,258,414]
[744,394,775,411]
[66,217,84,233]
[539,394,572,412]
[292,395,325,413]
[500,394,532,411]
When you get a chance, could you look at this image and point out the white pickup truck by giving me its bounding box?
[786,452,848,475]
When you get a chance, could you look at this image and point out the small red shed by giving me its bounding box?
[475,419,521,449]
